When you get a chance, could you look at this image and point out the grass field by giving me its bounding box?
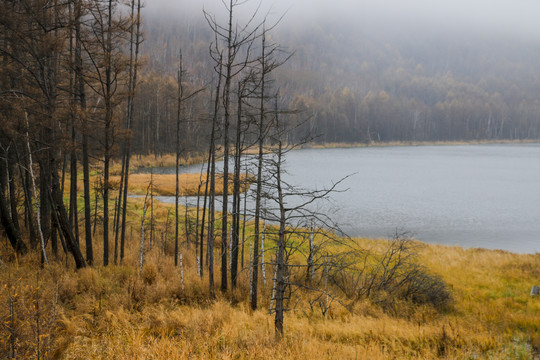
[1,155,539,359]
[1,195,538,359]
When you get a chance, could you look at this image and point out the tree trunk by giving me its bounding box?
[0,152,27,255]
[175,53,184,266]
[25,115,48,263]
[69,130,79,247]
[51,155,86,269]
[241,165,248,269]
[207,59,223,297]
[274,139,286,339]
[16,148,37,248]
[102,0,114,267]
[76,0,92,263]
[230,82,243,288]
[120,0,142,263]
[199,161,209,278]
[7,149,21,236]
[251,35,267,310]
[208,148,216,298]
[39,151,51,253]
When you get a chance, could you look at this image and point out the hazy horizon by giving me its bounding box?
[145,0,540,41]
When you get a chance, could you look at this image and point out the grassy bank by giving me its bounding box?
[108,172,252,197]
[1,199,539,359]
[109,153,208,176]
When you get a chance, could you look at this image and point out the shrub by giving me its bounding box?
[330,232,452,311]
[401,266,452,309]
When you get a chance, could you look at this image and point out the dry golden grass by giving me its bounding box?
[1,191,539,359]
[109,153,207,176]
[108,172,253,197]
[15,146,540,359]
[2,233,538,359]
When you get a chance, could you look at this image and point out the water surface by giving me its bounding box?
[154,144,540,254]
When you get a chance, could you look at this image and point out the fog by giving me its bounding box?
[145,0,540,40]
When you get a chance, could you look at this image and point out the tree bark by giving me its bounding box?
[0,152,27,255]
[274,133,286,339]
[175,53,184,267]
[50,147,86,269]
[230,81,243,288]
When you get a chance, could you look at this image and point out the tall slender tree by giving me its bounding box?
[119,0,142,263]
[205,0,263,292]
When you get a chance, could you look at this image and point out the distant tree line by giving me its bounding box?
[133,12,540,150]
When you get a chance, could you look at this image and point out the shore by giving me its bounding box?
[304,139,539,149]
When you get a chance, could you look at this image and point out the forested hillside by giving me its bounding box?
[133,4,540,152]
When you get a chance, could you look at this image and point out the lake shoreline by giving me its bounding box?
[129,139,540,172]
[303,139,539,150]
[129,143,540,254]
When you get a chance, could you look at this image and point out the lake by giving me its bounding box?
[154,144,540,254]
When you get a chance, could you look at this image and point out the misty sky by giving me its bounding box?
[146,0,540,40]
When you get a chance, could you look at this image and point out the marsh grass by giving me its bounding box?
[108,172,253,197]
[108,153,207,176]
[1,191,539,359]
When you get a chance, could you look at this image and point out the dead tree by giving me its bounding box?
[175,53,184,267]
[207,57,224,298]
[262,96,347,338]
[250,23,291,309]
[205,0,263,292]
[119,0,143,263]
[175,53,204,266]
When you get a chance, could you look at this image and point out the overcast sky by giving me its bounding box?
[145,0,540,40]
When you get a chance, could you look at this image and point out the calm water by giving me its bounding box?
[156,144,540,254]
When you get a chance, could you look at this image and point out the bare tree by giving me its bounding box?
[207,56,224,298]
[175,53,184,267]
[205,0,263,292]
[118,0,143,263]
[261,97,347,338]
[249,23,291,309]
[82,0,129,266]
